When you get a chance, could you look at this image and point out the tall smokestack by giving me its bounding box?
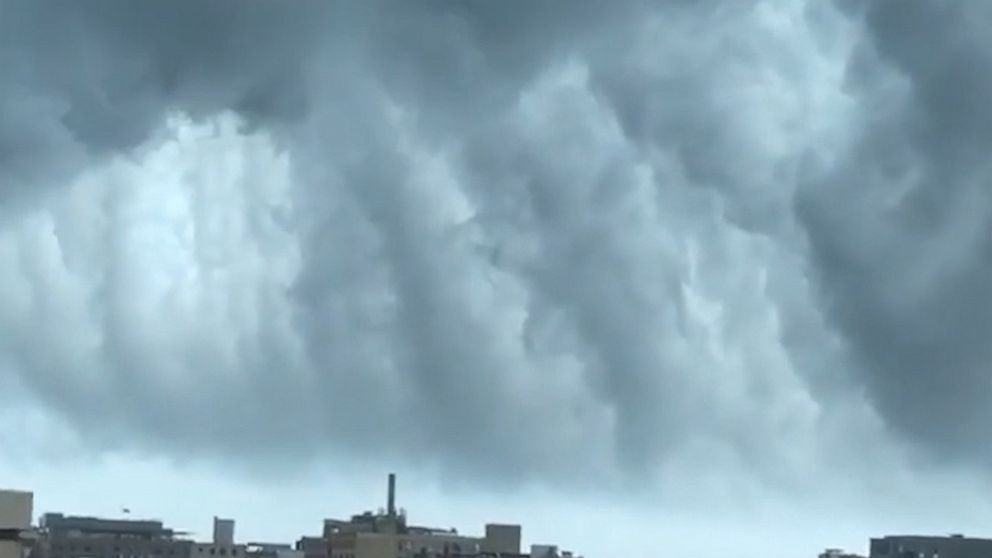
[387,473,396,517]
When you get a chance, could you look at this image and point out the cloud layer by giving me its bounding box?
[1,0,988,495]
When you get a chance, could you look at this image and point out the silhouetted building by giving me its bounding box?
[869,535,992,558]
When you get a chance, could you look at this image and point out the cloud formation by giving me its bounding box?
[799,0,992,464]
[0,0,987,494]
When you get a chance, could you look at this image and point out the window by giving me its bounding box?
[220,550,227,556]
[210,549,216,555]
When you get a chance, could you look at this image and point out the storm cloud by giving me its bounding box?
[0,0,989,494]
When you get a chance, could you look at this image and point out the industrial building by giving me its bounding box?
[32,513,243,558]
[869,534,992,558]
[15,477,579,558]
[323,474,517,558]
[320,474,581,558]
[0,490,34,558]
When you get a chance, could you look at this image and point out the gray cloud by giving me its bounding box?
[1,0,984,497]
[0,0,324,203]
[797,0,992,464]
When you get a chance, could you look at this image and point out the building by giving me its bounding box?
[480,526,520,555]
[323,475,524,558]
[212,521,235,548]
[33,511,247,558]
[191,518,244,558]
[294,537,325,558]
[0,490,34,558]
[869,535,992,558]
[34,513,194,558]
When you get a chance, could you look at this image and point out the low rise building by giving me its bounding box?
[869,534,992,558]
[34,513,193,558]
[33,511,248,558]
[322,475,578,558]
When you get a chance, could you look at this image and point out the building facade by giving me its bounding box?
[34,513,194,558]
[190,543,244,558]
[193,518,244,558]
[294,537,326,558]
[0,490,34,558]
[479,526,519,556]
[321,475,523,558]
[212,521,235,548]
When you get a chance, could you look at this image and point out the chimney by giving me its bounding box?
[387,474,396,517]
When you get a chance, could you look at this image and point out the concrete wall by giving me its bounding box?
[353,536,392,558]
[0,541,25,558]
[531,545,559,558]
[0,491,32,530]
[482,524,520,554]
[0,490,33,558]
[213,520,235,546]
[295,537,325,558]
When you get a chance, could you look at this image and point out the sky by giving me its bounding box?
[2,1,992,556]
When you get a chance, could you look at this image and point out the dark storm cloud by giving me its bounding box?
[2,0,975,491]
[0,0,324,201]
[797,0,992,463]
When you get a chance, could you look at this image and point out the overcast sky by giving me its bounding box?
[3,1,992,556]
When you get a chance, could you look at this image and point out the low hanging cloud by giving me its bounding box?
[0,0,988,493]
[798,0,992,465]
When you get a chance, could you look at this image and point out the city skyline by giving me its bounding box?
[4,477,581,558]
